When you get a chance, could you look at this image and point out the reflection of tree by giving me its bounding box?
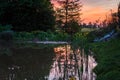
[53,45,78,79]
[51,45,97,80]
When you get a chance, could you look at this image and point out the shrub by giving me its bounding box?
[0,30,14,41]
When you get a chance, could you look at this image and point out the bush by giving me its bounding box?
[0,25,13,41]
[0,30,14,41]
[91,38,120,80]
[0,25,12,32]
[96,70,120,80]
[13,31,70,41]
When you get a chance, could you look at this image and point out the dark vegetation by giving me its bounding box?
[91,38,120,80]
[0,47,54,80]
[87,3,120,80]
[72,3,120,80]
[0,0,55,32]
[0,0,120,80]
[55,0,82,34]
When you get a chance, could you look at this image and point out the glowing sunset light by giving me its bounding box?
[51,0,120,23]
[81,7,117,24]
[51,0,63,8]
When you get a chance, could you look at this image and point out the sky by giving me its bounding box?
[51,0,120,24]
[82,0,120,24]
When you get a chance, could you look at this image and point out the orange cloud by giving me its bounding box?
[51,0,118,24]
[81,6,118,24]
[81,7,106,23]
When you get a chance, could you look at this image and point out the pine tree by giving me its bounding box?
[55,0,82,33]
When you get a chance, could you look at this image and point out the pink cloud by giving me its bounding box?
[81,6,117,23]
[51,0,118,24]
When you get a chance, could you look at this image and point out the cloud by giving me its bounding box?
[81,6,107,23]
[51,0,119,23]
[81,2,118,23]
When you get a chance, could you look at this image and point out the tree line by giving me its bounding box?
[0,0,83,34]
[0,0,55,32]
[0,0,120,34]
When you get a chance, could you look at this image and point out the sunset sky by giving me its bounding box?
[51,0,120,24]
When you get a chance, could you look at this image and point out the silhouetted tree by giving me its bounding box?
[118,2,120,28]
[65,19,81,34]
[56,0,82,33]
[0,0,55,32]
[107,2,120,31]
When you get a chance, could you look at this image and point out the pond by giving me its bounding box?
[0,43,97,80]
[48,45,97,80]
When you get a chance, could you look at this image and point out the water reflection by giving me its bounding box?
[48,45,97,80]
[0,45,97,80]
[0,48,54,80]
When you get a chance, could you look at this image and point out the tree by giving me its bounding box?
[0,0,55,32]
[118,2,120,28]
[64,19,80,34]
[107,3,120,31]
[55,0,82,33]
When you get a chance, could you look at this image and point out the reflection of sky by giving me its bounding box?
[51,0,120,23]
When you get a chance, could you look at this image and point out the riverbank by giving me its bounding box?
[91,38,120,80]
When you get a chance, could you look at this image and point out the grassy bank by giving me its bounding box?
[91,38,120,80]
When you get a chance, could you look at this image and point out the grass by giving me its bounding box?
[91,38,120,80]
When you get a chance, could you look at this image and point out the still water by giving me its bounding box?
[48,45,97,80]
[0,44,97,80]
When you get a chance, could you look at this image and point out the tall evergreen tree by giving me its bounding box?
[0,0,55,32]
[55,0,82,33]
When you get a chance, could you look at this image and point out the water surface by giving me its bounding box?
[0,44,97,80]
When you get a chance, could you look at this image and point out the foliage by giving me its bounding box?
[0,25,14,44]
[0,0,55,31]
[0,25,14,55]
[0,24,12,32]
[55,0,82,33]
[0,31,14,41]
[118,2,120,29]
[91,38,120,80]
[13,31,70,41]
[71,27,120,80]
[56,0,82,22]
[96,70,120,80]
[71,31,89,50]
[65,20,81,34]
[103,3,120,32]
[86,27,115,42]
